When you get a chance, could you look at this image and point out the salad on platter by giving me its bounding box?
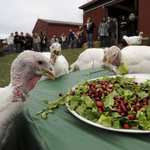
[36,75,150,131]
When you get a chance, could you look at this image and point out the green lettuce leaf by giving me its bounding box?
[75,106,86,116]
[112,120,121,129]
[81,95,92,107]
[104,91,118,108]
[116,62,129,75]
[137,91,149,100]
[85,71,91,76]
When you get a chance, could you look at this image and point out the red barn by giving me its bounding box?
[32,19,82,42]
[79,0,150,43]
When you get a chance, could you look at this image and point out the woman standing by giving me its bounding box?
[77,26,84,48]
[98,17,109,47]
[127,13,138,36]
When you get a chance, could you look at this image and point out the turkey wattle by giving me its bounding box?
[103,45,150,74]
[123,32,143,46]
[0,51,56,149]
[70,48,114,72]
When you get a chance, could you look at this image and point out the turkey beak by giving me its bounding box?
[55,48,60,58]
[57,48,60,51]
[42,68,56,80]
[107,60,112,65]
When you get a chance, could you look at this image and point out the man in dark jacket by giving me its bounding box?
[84,17,95,48]
[40,34,48,52]
[20,32,25,52]
[68,29,75,49]
[108,17,116,46]
[14,31,21,53]
[119,15,128,47]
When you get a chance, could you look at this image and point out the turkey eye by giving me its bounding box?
[38,61,43,65]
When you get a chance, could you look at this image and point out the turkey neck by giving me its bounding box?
[0,84,28,149]
[112,50,122,66]
[11,64,41,102]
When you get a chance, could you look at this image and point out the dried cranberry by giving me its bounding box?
[113,107,118,110]
[117,109,122,114]
[59,93,62,96]
[126,105,131,110]
[114,96,118,100]
[96,102,103,107]
[120,96,124,100]
[100,89,104,93]
[70,92,74,96]
[129,114,135,120]
[104,91,108,95]
[121,112,126,117]
[95,97,100,101]
[123,109,128,113]
[143,101,147,105]
[143,98,148,102]
[123,101,128,106]
[123,123,130,129]
[95,93,99,97]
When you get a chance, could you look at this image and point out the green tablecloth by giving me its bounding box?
[4,68,150,150]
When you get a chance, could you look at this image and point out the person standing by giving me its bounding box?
[68,29,75,49]
[41,34,48,52]
[61,33,67,50]
[33,33,41,52]
[25,33,32,50]
[108,17,116,46]
[98,17,109,47]
[119,15,128,47]
[28,34,33,50]
[20,32,25,52]
[14,31,21,53]
[84,17,95,48]
[39,34,43,52]
[25,33,29,50]
[51,35,59,45]
[127,13,138,36]
[7,33,14,54]
[77,26,84,48]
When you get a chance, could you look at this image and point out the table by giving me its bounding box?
[4,68,150,150]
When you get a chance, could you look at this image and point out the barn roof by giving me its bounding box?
[39,19,82,26]
[79,0,100,9]
[79,0,125,9]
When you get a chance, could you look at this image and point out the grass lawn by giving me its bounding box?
[0,48,86,87]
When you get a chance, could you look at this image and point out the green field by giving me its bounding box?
[0,48,86,87]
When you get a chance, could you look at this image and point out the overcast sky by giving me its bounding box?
[0,0,90,39]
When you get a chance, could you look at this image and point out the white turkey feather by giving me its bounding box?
[121,46,150,73]
[70,48,114,72]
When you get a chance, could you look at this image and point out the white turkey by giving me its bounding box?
[103,45,150,74]
[40,43,69,80]
[123,32,143,45]
[70,48,114,72]
[0,51,56,149]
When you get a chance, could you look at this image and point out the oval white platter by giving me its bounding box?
[65,74,150,133]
